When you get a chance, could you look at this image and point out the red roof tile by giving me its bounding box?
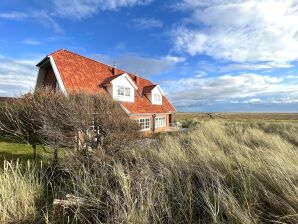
[46,49,175,114]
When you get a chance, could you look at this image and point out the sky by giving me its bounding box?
[0,0,298,112]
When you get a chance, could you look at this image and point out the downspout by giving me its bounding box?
[152,114,156,133]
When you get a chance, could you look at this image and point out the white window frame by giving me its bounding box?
[117,85,131,97]
[155,117,166,128]
[153,93,161,102]
[124,87,131,97]
[137,118,150,131]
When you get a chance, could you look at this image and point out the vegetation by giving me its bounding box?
[0,161,43,223]
[1,119,298,223]
[0,90,140,162]
[175,112,298,122]
[0,140,43,163]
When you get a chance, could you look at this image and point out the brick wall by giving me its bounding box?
[130,114,171,134]
[43,67,57,90]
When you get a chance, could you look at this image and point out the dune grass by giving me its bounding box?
[0,160,44,223]
[0,120,298,223]
[51,120,298,223]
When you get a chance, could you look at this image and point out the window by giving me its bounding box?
[124,87,131,97]
[138,118,150,130]
[154,94,161,102]
[155,117,166,128]
[117,85,131,97]
[117,85,124,96]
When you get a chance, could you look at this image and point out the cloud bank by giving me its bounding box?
[174,0,298,64]
[163,73,298,109]
[0,56,37,96]
[91,53,184,77]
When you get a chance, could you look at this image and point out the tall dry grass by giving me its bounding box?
[0,161,43,223]
[1,120,298,223]
[55,120,298,223]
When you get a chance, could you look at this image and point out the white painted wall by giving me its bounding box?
[111,75,135,102]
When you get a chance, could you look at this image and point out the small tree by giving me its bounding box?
[0,90,141,163]
[0,94,42,158]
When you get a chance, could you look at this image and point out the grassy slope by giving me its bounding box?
[0,140,53,164]
[52,120,297,223]
[0,140,34,161]
[1,119,298,223]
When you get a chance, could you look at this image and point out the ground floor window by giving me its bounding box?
[155,117,166,128]
[138,118,150,130]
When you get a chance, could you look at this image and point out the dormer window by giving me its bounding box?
[117,85,131,97]
[105,73,137,103]
[154,93,161,102]
[143,85,164,105]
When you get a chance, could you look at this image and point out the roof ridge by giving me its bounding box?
[50,49,154,84]
[53,49,117,70]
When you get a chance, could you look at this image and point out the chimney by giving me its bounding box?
[134,74,139,85]
[113,63,117,76]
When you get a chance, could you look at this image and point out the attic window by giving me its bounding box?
[117,85,131,97]
[154,93,161,102]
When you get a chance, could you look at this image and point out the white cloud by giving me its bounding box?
[0,55,38,96]
[163,73,298,108]
[0,11,63,33]
[53,0,154,20]
[162,55,186,63]
[272,97,298,104]
[0,12,28,20]
[22,39,43,45]
[32,11,64,33]
[132,17,163,29]
[243,98,262,104]
[91,53,183,76]
[173,0,298,64]
[195,70,207,78]
[286,74,298,79]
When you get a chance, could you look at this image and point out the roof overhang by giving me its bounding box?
[153,85,165,96]
[111,73,138,90]
[34,55,67,95]
[129,112,172,116]
[36,56,50,67]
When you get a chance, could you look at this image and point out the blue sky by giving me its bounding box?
[0,0,298,112]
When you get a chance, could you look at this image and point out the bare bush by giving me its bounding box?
[0,93,43,158]
[0,89,141,162]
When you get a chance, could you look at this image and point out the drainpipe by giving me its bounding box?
[152,114,156,133]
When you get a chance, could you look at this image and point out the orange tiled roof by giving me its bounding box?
[47,49,175,114]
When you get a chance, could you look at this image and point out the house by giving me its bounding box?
[0,97,15,106]
[35,49,176,133]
